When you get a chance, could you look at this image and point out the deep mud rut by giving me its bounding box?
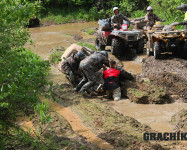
[21,22,187,149]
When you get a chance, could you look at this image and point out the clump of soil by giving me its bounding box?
[171,109,187,132]
[139,57,187,102]
[121,79,172,104]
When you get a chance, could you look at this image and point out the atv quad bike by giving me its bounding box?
[95,19,145,57]
[146,20,187,59]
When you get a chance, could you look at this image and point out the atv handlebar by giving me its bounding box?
[170,21,187,26]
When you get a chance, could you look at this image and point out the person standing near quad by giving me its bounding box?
[177,3,187,35]
[111,7,130,29]
[61,51,86,88]
[144,6,164,30]
[75,51,109,95]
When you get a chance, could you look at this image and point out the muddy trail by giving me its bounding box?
[23,22,187,149]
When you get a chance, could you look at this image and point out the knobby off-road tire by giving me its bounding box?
[182,42,187,59]
[95,38,105,50]
[146,40,151,56]
[153,41,160,59]
[111,38,121,57]
[136,38,144,54]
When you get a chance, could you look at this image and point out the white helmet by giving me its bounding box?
[147,6,153,11]
[113,7,119,12]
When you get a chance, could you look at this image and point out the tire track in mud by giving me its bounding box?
[40,96,114,150]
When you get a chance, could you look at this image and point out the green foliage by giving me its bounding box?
[0,0,41,51]
[0,0,52,133]
[87,28,95,35]
[34,101,52,124]
[148,0,186,23]
[49,46,64,64]
[49,51,63,64]
[131,10,146,18]
[0,127,58,150]
[77,42,96,50]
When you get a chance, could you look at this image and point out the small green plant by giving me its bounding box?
[128,88,145,97]
[77,42,96,51]
[49,51,63,64]
[34,101,52,124]
[87,28,95,35]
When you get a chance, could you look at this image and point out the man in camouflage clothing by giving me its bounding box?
[111,7,130,29]
[144,6,164,30]
[177,3,187,35]
[76,51,109,94]
[61,51,86,87]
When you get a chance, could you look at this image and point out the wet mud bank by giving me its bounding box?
[138,56,187,103]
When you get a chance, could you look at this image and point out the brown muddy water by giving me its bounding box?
[28,22,187,133]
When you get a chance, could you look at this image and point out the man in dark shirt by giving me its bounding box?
[111,7,130,29]
[144,6,164,30]
[61,51,86,87]
[76,51,109,94]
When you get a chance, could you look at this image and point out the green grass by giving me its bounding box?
[77,42,96,51]
[128,88,145,97]
[87,28,95,35]
[49,51,63,64]
[40,8,99,24]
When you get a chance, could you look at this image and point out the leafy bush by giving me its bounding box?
[148,0,186,23]
[0,0,51,131]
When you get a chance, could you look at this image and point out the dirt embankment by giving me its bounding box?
[171,109,187,132]
[124,56,187,104]
[48,83,173,150]
[139,56,187,103]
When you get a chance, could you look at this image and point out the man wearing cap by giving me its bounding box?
[111,7,130,29]
[144,6,164,30]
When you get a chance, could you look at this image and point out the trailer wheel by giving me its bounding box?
[153,41,160,59]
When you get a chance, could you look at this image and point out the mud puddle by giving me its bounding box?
[28,22,187,135]
[27,22,97,59]
[107,100,187,132]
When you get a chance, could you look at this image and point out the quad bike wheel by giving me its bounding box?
[136,38,144,54]
[111,38,121,56]
[153,41,160,59]
[146,41,151,56]
[95,37,105,50]
[182,42,187,59]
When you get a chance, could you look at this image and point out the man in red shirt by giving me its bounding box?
[103,61,121,100]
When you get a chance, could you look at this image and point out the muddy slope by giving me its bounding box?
[139,56,187,102]
[171,109,187,132]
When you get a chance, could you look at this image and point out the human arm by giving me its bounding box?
[116,66,133,80]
